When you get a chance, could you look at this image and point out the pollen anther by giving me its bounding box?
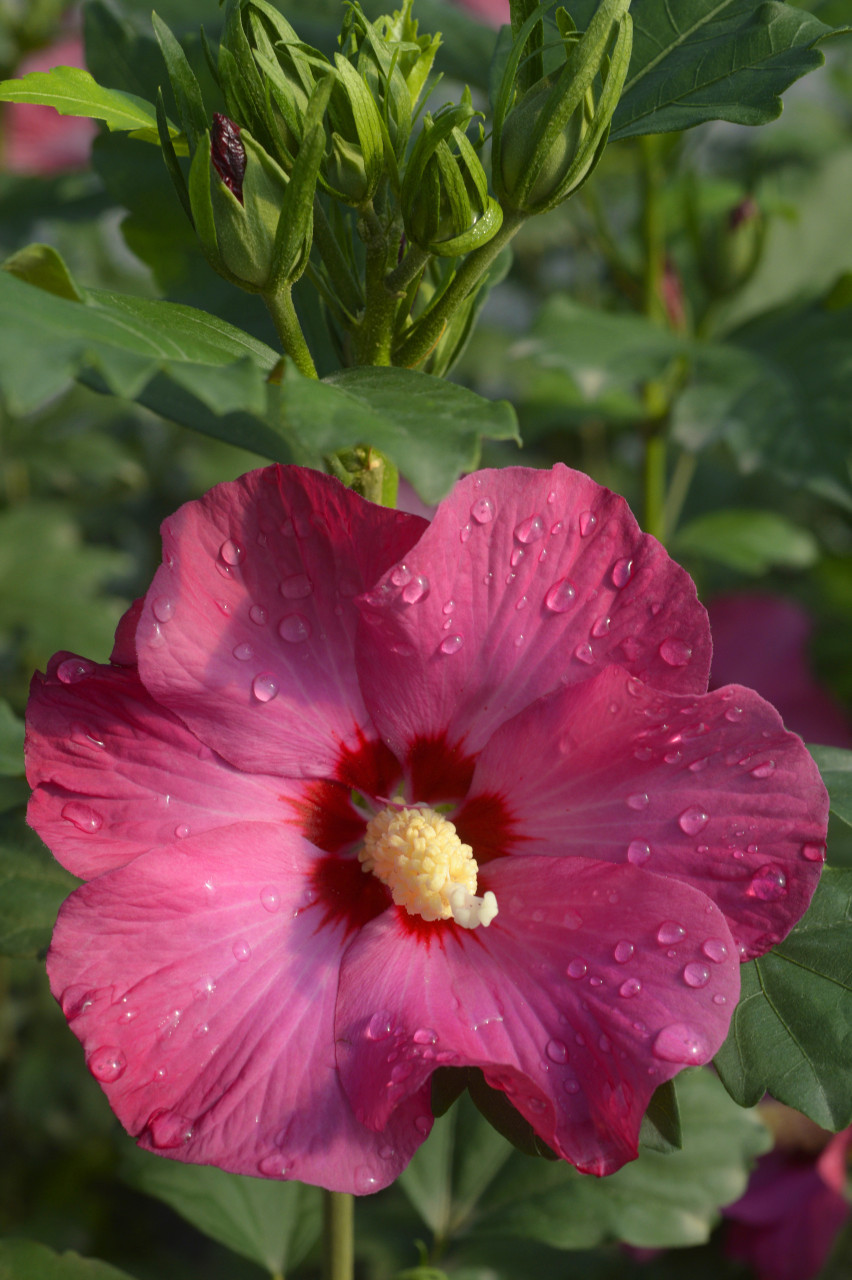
[360,806,498,929]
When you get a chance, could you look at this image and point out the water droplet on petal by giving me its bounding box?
[252,673,278,702]
[657,921,686,945]
[682,962,711,988]
[614,940,634,963]
[367,1011,393,1041]
[725,706,744,722]
[627,792,649,811]
[579,511,596,536]
[574,643,594,664]
[713,994,727,1005]
[402,575,430,604]
[802,842,826,863]
[750,760,776,778]
[619,978,642,998]
[470,497,495,524]
[440,634,463,655]
[460,524,471,544]
[659,637,692,667]
[280,573,313,599]
[233,939,252,962]
[220,539,244,567]
[233,643,254,661]
[57,658,95,684]
[545,577,577,613]
[146,1109,194,1148]
[567,959,587,979]
[515,594,527,611]
[260,886,281,912]
[546,1038,569,1064]
[591,615,611,638]
[627,840,651,866]
[664,749,682,765]
[249,605,267,625]
[88,1046,126,1082]
[626,676,644,698]
[391,563,412,587]
[414,1115,432,1136]
[413,1027,437,1046]
[279,614,311,643]
[514,515,545,544]
[152,596,174,623]
[748,865,787,901]
[258,1154,291,1177]
[442,600,455,615]
[61,802,103,833]
[702,938,728,963]
[611,557,634,588]
[652,1024,708,1064]
[174,824,191,839]
[679,807,709,836]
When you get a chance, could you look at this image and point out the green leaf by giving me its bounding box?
[714,867,852,1130]
[810,745,852,829]
[467,1069,770,1250]
[122,1149,322,1275]
[0,1239,137,1279]
[0,815,78,958]
[638,1080,682,1154]
[0,65,179,140]
[0,701,25,777]
[672,509,819,575]
[564,0,841,140]
[3,243,85,302]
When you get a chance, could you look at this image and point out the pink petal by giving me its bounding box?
[136,466,427,777]
[356,465,710,759]
[47,826,426,1193]
[464,666,827,959]
[335,857,739,1176]
[26,656,290,880]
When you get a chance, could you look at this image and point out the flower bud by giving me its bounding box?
[701,197,765,297]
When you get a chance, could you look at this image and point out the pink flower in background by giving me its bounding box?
[451,0,509,25]
[3,36,96,174]
[725,1107,852,1280]
[709,593,851,749]
[26,465,827,1193]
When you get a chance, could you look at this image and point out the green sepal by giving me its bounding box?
[325,53,385,204]
[267,76,334,290]
[151,11,208,152]
[188,129,223,271]
[322,443,399,507]
[156,86,194,225]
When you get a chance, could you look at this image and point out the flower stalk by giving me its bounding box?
[323,1190,354,1280]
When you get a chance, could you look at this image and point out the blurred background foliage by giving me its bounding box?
[0,0,851,1277]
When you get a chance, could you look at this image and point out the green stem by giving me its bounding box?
[384,242,431,298]
[393,209,525,368]
[323,1190,354,1280]
[662,448,697,540]
[643,429,667,543]
[312,197,363,320]
[639,135,665,324]
[262,284,318,378]
[353,203,398,366]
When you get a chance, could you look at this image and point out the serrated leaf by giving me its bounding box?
[0,701,25,776]
[0,65,179,137]
[0,814,78,958]
[672,509,819,575]
[122,1149,321,1274]
[0,1239,136,1279]
[467,1070,770,1250]
[714,867,852,1130]
[810,745,852,829]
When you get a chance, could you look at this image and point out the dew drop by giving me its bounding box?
[750,760,776,778]
[233,938,252,962]
[626,676,644,698]
[514,515,545,544]
[748,865,787,901]
[367,1011,393,1041]
[682,962,711,988]
[713,994,727,1005]
[233,643,254,661]
[146,1109,194,1148]
[402,575,430,604]
[57,658,95,684]
[442,600,455,615]
[152,596,174,623]
[574,643,594,664]
[611,557,634,588]
[391,563,412,586]
[702,938,728,963]
[627,840,651,866]
[279,613,311,643]
[510,547,525,569]
[88,1046,127,1083]
[679,806,709,836]
[659,637,692,667]
[260,885,281,912]
[550,520,563,536]
[61,801,103,833]
[652,1024,708,1064]
[545,577,577,613]
[802,842,826,863]
[252,673,278,703]
[219,539,244,567]
[470,497,495,524]
[258,1154,291,1177]
[440,634,463,655]
[590,615,611,639]
[619,977,642,998]
[249,605,267,626]
[564,1076,580,1094]
[413,1027,437,1046]
[567,958,588,979]
[515,594,527,610]
[626,792,649,811]
[689,757,709,773]
[589,976,603,988]
[174,824,191,839]
[725,706,744,722]
[279,573,313,599]
[579,511,596,536]
[664,749,682,765]
[414,1115,432,1136]
[546,1038,569,1064]
[614,940,634,964]
[634,746,653,762]
[657,921,686,945]
[460,524,471,544]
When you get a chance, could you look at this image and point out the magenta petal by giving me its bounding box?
[468,666,827,959]
[47,826,426,1193]
[26,656,289,880]
[335,857,739,1176]
[356,465,710,757]
[136,466,427,777]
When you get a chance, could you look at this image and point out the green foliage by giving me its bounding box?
[0,1239,137,1280]
[0,64,180,145]
[810,745,852,828]
[0,815,78,958]
[672,509,819,575]
[714,868,852,1130]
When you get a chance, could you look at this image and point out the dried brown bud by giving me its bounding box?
[211,113,247,204]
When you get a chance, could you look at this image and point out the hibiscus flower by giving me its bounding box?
[25,465,827,1193]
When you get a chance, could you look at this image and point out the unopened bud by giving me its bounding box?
[701,196,765,297]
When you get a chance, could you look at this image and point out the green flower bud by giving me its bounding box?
[701,197,765,298]
[326,132,373,205]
